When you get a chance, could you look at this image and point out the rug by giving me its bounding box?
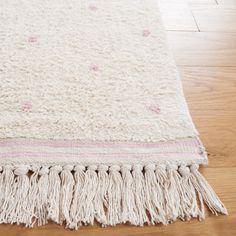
[0,0,227,229]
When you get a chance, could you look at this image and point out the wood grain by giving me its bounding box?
[189,0,217,4]
[192,5,236,32]
[160,0,217,5]
[179,67,236,168]
[0,2,236,236]
[218,0,236,5]
[167,31,236,66]
[180,67,236,116]
[159,2,198,31]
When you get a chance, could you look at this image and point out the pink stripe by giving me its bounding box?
[0,151,198,159]
[0,138,199,149]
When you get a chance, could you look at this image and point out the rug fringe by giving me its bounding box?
[0,163,228,228]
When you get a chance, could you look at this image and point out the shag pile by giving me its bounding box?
[0,0,227,229]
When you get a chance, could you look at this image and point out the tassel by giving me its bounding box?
[178,165,203,220]
[82,165,98,225]
[155,165,169,224]
[70,165,97,226]
[107,165,123,226]
[68,165,85,229]
[47,165,62,224]
[144,164,166,224]
[168,164,188,220]
[0,165,16,223]
[190,164,228,215]
[36,166,49,226]
[165,164,181,222]
[0,163,228,228]
[60,165,75,227]
[94,164,109,226]
[7,165,30,224]
[0,166,4,209]
[132,164,149,226]
[120,165,137,225]
[26,166,40,227]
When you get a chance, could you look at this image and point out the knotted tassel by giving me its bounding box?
[190,164,228,215]
[71,165,97,226]
[165,164,181,222]
[107,165,123,226]
[0,165,16,223]
[60,165,75,227]
[47,165,62,224]
[120,164,137,225]
[156,164,176,223]
[0,167,4,209]
[169,164,190,220]
[82,165,98,225]
[144,164,165,224]
[7,165,30,224]
[155,165,168,225]
[178,165,203,220]
[94,164,109,226]
[68,165,85,229]
[132,164,149,226]
[36,166,49,226]
[26,166,40,227]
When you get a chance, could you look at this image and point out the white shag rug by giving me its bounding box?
[0,0,227,229]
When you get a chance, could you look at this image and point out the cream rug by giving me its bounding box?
[0,0,227,228]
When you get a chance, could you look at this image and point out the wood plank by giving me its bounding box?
[192,5,236,32]
[180,67,236,116]
[159,2,198,31]
[160,0,217,5]
[179,67,236,168]
[218,0,236,4]
[193,115,236,168]
[167,31,236,66]
[189,0,217,4]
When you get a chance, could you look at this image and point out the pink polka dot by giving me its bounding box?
[90,64,99,72]
[142,30,151,37]
[21,101,32,112]
[89,4,97,11]
[28,36,38,43]
[149,105,161,114]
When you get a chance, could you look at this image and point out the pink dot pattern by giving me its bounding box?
[90,64,99,72]
[25,24,153,116]
[142,30,151,37]
[89,4,97,11]
[149,105,161,114]
[21,101,32,112]
[28,36,38,43]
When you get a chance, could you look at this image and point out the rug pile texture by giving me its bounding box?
[0,0,227,229]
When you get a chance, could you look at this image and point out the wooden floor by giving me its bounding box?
[1,0,236,235]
